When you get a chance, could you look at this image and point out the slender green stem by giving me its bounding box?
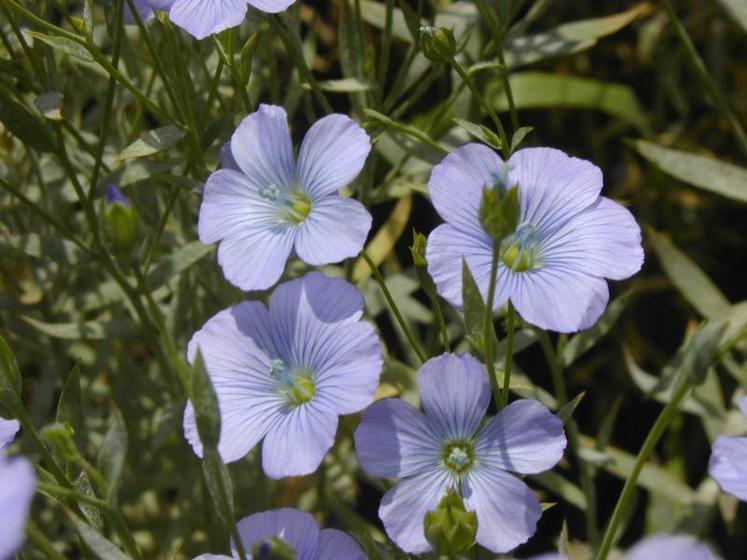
[212,30,252,114]
[362,252,427,363]
[495,47,519,135]
[483,244,501,406]
[26,521,67,560]
[499,302,515,408]
[377,0,394,101]
[538,330,599,549]
[364,109,448,155]
[124,0,184,118]
[432,296,451,353]
[89,0,125,198]
[661,0,747,158]
[596,378,691,560]
[271,14,333,115]
[448,57,510,158]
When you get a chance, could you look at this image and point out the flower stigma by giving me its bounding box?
[443,442,475,475]
[501,222,541,272]
[269,359,316,406]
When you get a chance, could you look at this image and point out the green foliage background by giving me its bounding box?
[1,0,747,558]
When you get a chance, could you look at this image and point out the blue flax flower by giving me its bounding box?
[709,396,747,501]
[127,0,293,39]
[183,272,382,478]
[193,507,365,559]
[426,145,643,333]
[354,353,566,554]
[199,104,372,291]
[531,533,718,560]
[0,419,35,559]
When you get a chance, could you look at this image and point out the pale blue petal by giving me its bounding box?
[0,456,35,560]
[261,402,338,479]
[124,0,154,24]
[511,268,609,332]
[169,0,248,39]
[0,418,19,449]
[626,534,719,560]
[428,143,504,234]
[539,197,643,281]
[313,321,382,415]
[270,271,365,324]
[248,0,296,12]
[426,223,515,310]
[183,302,286,462]
[378,469,452,554]
[230,104,296,191]
[198,169,283,243]
[198,168,294,291]
[148,0,175,9]
[234,508,320,560]
[297,114,371,199]
[354,399,441,479]
[215,227,295,291]
[219,141,240,171]
[709,435,747,501]
[294,197,371,265]
[462,468,541,553]
[508,147,602,237]
[475,399,566,474]
[418,353,491,441]
[191,555,231,560]
[317,529,365,560]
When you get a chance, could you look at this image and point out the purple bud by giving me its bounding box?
[106,184,130,207]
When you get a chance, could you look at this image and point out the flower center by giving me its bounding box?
[500,222,541,272]
[259,184,312,225]
[442,442,475,475]
[269,359,316,406]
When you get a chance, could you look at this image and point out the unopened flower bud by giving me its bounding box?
[424,489,477,556]
[103,184,138,255]
[419,26,456,62]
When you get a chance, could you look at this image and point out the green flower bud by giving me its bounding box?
[419,26,456,62]
[424,489,477,556]
[252,536,297,560]
[410,230,428,267]
[103,184,139,256]
[41,422,81,463]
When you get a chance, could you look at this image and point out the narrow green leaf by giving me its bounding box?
[97,407,127,499]
[556,391,585,425]
[716,0,747,34]
[510,126,533,152]
[1,234,87,265]
[488,72,649,131]
[462,259,496,354]
[21,316,136,340]
[0,333,22,403]
[145,241,212,291]
[633,140,747,204]
[33,91,64,121]
[319,78,374,92]
[201,447,234,525]
[452,119,502,150]
[119,126,185,161]
[0,94,55,152]
[648,230,731,319]
[190,350,221,449]
[70,515,130,560]
[562,290,634,366]
[28,32,93,62]
[56,363,87,451]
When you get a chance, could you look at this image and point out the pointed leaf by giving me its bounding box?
[56,362,87,451]
[97,407,127,499]
[119,126,185,161]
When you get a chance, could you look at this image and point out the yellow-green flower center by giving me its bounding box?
[500,222,540,272]
[269,359,316,406]
[259,184,312,225]
[442,442,475,475]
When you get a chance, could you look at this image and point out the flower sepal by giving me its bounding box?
[479,183,520,241]
[424,489,477,556]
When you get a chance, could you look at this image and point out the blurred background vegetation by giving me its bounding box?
[1,0,747,557]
